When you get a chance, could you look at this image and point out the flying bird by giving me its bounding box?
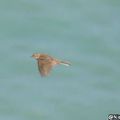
[32,53,71,77]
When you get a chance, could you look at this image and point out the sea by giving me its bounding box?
[0,0,120,120]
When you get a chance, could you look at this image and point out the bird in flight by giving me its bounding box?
[32,53,71,77]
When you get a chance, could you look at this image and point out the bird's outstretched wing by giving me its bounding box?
[37,59,52,76]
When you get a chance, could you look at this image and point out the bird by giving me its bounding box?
[32,53,71,77]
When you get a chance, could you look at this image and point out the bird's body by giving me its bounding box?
[32,53,71,76]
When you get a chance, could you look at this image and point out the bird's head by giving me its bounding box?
[32,53,41,60]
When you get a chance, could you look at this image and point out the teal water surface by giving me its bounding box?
[0,0,120,120]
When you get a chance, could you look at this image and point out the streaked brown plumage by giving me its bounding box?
[32,53,71,77]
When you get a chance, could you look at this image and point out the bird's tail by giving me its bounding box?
[59,61,71,66]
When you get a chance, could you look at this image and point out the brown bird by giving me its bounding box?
[32,53,71,77]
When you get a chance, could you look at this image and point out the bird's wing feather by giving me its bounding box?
[37,59,52,76]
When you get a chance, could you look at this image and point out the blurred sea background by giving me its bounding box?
[0,0,120,120]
